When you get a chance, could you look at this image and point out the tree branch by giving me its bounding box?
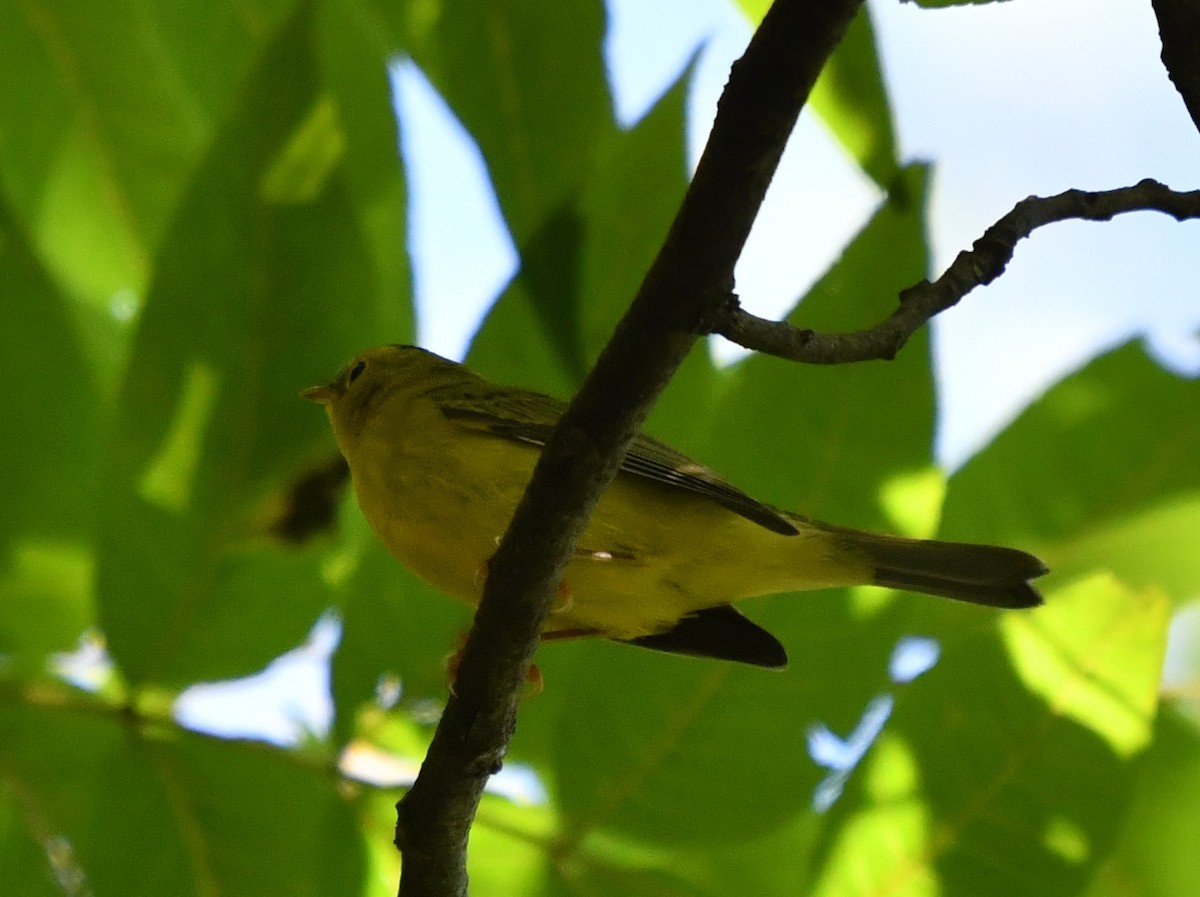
[393,1,864,895]
[715,179,1200,364]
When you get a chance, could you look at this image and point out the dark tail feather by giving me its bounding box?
[847,532,1048,609]
[624,605,788,668]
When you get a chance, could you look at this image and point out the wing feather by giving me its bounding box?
[434,385,798,536]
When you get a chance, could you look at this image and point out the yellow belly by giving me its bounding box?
[347,411,870,642]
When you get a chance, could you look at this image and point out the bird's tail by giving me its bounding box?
[828,526,1048,609]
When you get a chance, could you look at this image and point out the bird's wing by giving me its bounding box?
[433,385,799,536]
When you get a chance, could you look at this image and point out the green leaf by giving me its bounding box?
[1058,493,1200,605]
[732,4,898,187]
[702,164,933,529]
[0,199,99,665]
[1088,709,1200,897]
[410,0,616,247]
[549,645,808,844]
[331,535,469,746]
[0,201,100,551]
[414,0,618,381]
[0,541,93,670]
[315,0,411,314]
[469,53,692,384]
[0,698,366,897]
[942,341,1200,602]
[95,5,409,687]
[810,574,1168,897]
[468,268,584,398]
[0,785,62,897]
[809,7,900,187]
[470,796,557,895]
[577,59,692,361]
[0,0,298,302]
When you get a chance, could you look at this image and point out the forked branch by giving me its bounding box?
[716,179,1200,364]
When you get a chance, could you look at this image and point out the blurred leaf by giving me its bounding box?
[701,164,932,528]
[733,4,898,187]
[315,0,411,312]
[468,270,583,398]
[0,779,62,897]
[577,59,692,360]
[809,7,900,187]
[0,199,99,665]
[331,531,468,746]
[0,0,297,302]
[1088,709,1200,897]
[0,200,100,551]
[0,698,366,897]
[1057,492,1200,608]
[943,342,1200,602]
[470,55,692,385]
[0,542,92,669]
[410,0,617,380]
[470,796,557,895]
[1001,574,1167,760]
[410,0,615,247]
[512,207,592,379]
[810,574,1168,897]
[550,643,821,844]
[95,5,409,687]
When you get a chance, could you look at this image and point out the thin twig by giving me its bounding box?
[715,179,1200,364]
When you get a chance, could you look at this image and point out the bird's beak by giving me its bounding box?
[301,384,335,405]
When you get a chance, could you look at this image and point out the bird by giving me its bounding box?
[303,345,1046,669]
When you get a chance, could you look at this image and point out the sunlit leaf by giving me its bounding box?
[809,7,900,187]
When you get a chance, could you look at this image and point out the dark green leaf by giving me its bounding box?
[331,534,468,746]
[577,59,693,360]
[0,699,366,897]
[0,200,99,664]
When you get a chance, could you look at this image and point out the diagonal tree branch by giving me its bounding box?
[715,179,1200,364]
[393,1,865,895]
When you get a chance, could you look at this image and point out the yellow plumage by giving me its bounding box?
[304,345,1046,667]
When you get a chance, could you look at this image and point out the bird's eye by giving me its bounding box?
[348,360,366,384]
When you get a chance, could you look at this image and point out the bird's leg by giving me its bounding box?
[455,549,582,696]
[443,632,545,698]
[549,580,573,614]
[475,556,574,612]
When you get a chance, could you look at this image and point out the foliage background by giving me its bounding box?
[1,1,1197,896]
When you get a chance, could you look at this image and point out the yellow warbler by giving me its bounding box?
[303,345,1045,668]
